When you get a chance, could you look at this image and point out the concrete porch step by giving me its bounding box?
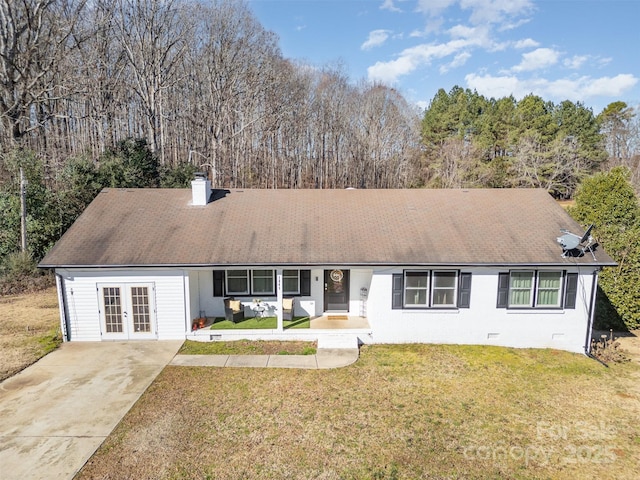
[317,334,359,350]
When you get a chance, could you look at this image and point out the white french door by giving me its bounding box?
[98,283,157,340]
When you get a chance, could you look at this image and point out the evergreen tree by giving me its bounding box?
[569,167,640,329]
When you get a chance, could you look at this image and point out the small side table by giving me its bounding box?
[252,303,266,319]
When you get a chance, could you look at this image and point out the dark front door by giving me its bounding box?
[324,269,350,311]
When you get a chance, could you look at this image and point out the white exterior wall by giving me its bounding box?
[56,265,597,352]
[56,269,189,341]
[366,267,596,353]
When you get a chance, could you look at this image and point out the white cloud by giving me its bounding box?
[380,0,402,12]
[465,73,523,99]
[416,0,456,16]
[563,55,589,70]
[362,30,392,50]
[513,38,539,49]
[465,72,639,102]
[368,38,477,84]
[462,0,535,26]
[598,57,613,67]
[581,74,638,97]
[448,24,479,40]
[440,51,472,73]
[369,0,535,85]
[417,0,534,28]
[512,47,560,72]
[447,24,494,48]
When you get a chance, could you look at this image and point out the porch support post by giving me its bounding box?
[276,268,283,332]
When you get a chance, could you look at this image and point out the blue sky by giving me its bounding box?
[249,0,639,114]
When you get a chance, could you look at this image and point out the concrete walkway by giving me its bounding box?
[0,342,358,480]
[0,341,182,480]
[170,348,359,369]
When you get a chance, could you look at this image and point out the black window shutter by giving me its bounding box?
[392,274,404,309]
[564,273,578,309]
[213,270,225,297]
[496,272,509,308]
[458,272,472,308]
[300,270,311,296]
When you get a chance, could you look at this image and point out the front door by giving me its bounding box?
[324,269,350,311]
[98,283,157,340]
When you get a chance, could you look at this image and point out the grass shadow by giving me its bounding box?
[284,316,310,329]
[208,316,310,330]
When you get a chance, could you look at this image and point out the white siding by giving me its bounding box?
[366,267,596,353]
[56,265,597,352]
[56,269,188,341]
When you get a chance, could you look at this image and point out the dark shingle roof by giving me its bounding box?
[39,188,616,268]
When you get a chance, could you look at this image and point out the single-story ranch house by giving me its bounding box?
[39,177,615,353]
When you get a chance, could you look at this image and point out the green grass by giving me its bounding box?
[179,340,317,355]
[37,327,63,355]
[208,316,310,330]
[76,344,640,480]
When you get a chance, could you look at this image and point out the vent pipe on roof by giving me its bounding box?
[191,172,211,206]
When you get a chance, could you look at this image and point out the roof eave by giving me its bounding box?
[40,260,618,269]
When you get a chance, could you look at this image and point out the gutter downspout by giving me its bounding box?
[584,269,604,364]
[55,273,70,342]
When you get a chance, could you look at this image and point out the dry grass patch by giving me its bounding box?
[0,287,61,381]
[77,344,640,480]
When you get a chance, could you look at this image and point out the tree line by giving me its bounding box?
[420,87,640,198]
[0,0,421,190]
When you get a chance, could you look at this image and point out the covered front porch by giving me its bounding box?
[191,313,369,331]
[187,266,373,333]
[187,313,371,345]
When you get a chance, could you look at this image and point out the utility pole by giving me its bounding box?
[20,168,27,252]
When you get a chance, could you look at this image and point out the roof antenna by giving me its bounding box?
[557,224,596,260]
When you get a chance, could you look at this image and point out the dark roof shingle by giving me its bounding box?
[39,188,616,267]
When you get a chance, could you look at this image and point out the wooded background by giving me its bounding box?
[1,0,640,328]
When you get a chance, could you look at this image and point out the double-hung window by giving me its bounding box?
[509,271,534,306]
[213,269,312,297]
[393,270,470,309]
[432,271,458,307]
[226,270,249,295]
[283,269,300,295]
[498,270,568,309]
[251,269,275,295]
[404,271,429,307]
[536,272,562,307]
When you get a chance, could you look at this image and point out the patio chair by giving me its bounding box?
[282,297,294,321]
[224,297,245,323]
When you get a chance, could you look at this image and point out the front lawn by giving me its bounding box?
[0,287,61,381]
[76,344,640,479]
[208,316,310,330]
[179,340,316,355]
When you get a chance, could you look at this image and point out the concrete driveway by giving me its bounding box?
[0,341,182,480]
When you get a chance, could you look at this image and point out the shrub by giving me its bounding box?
[0,251,55,295]
[591,330,629,364]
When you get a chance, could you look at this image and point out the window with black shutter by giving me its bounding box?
[496,272,510,308]
[213,270,225,297]
[392,274,403,309]
[458,273,472,308]
[564,273,578,309]
[391,271,469,309]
